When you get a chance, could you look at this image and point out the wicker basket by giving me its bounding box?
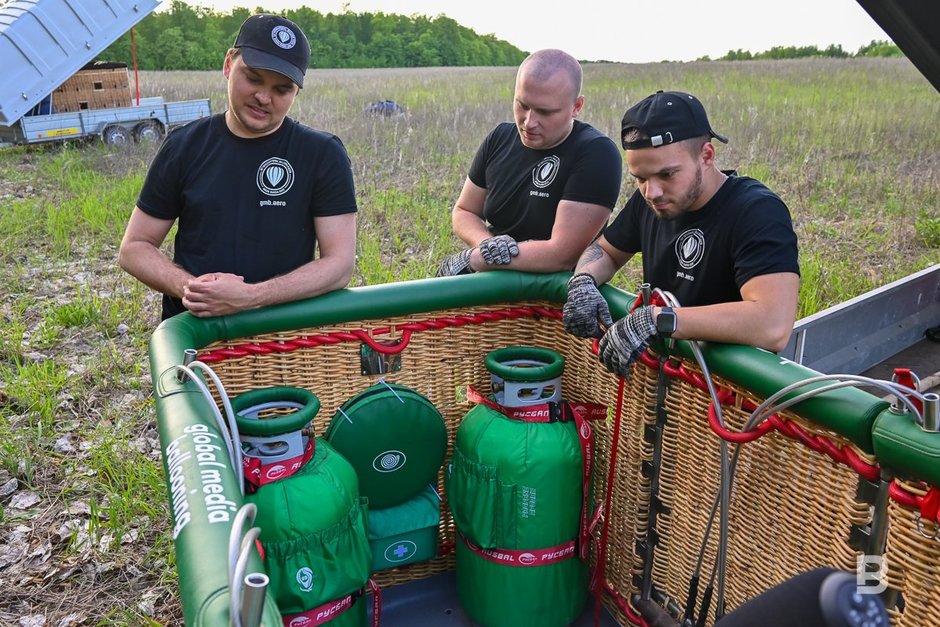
[149,272,935,626]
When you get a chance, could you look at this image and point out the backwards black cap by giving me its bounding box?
[620,91,728,150]
[234,14,310,88]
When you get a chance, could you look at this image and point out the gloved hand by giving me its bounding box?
[479,234,520,266]
[435,249,475,277]
[598,305,657,377]
[563,273,613,338]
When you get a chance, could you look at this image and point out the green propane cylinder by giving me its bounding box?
[235,388,372,626]
[447,347,588,627]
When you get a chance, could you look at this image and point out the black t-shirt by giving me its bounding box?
[137,114,358,319]
[467,120,622,242]
[603,173,799,307]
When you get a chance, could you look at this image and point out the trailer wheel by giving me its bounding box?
[102,125,131,146]
[134,120,165,143]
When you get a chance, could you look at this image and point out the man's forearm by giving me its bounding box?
[452,208,492,248]
[118,242,192,299]
[668,301,793,352]
[250,255,354,309]
[574,242,620,285]
[469,238,584,272]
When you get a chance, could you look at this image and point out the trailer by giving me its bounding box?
[0,0,210,147]
[0,95,210,147]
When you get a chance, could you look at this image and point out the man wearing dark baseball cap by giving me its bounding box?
[619,90,728,149]
[563,90,800,378]
[120,14,358,322]
[233,13,310,88]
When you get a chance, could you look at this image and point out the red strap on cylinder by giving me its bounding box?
[279,581,380,627]
[242,437,315,492]
[458,531,576,567]
[281,590,357,627]
[368,579,381,627]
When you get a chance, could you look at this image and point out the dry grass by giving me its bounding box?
[0,57,937,625]
[140,58,940,311]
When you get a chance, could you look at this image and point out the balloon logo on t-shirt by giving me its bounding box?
[268,166,284,186]
[257,157,295,196]
[675,229,705,270]
[532,155,560,189]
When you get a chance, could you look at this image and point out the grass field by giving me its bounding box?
[0,57,937,624]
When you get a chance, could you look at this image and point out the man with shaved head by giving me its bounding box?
[435,49,622,276]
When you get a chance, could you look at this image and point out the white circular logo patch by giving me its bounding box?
[518,552,537,565]
[675,229,705,270]
[271,25,297,50]
[373,450,406,473]
[257,157,295,196]
[532,155,560,189]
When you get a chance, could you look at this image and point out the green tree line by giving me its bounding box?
[99,0,528,70]
[98,1,901,70]
[712,40,902,62]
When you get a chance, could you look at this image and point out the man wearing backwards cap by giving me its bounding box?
[119,14,357,320]
[563,91,800,377]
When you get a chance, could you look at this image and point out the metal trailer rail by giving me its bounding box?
[779,263,940,376]
[0,96,211,147]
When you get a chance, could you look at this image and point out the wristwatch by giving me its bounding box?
[655,307,677,336]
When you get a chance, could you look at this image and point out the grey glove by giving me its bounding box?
[598,305,657,377]
[479,234,520,266]
[435,249,475,277]
[563,273,613,339]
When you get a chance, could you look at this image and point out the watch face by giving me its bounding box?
[657,309,677,335]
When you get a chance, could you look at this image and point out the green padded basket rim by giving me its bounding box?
[484,346,565,382]
[232,386,320,436]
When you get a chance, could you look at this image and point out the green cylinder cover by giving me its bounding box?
[455,539,587,627]
[447,403,587,626]
[325,382,447,509]
[246,438,371,622]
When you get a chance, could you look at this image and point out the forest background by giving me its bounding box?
[99,0,903,70]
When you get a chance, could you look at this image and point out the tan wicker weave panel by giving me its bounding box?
[626,358,871,626]
[884,481,940,626]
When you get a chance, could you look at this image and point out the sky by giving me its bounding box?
[186,0,891,63]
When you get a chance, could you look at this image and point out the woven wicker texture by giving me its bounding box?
[883,480,940,626]
[196,302,921,625]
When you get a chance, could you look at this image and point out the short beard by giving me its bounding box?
[649,163,703,220]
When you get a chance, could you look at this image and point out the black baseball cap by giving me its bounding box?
[620,91,728,149]
[233,14,310,88]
